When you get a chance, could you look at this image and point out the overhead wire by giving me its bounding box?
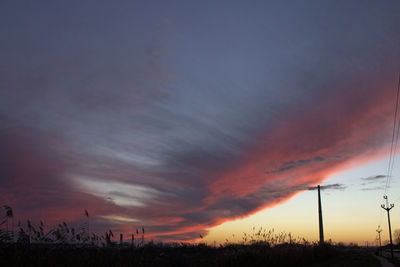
[383,73,400,197]
[378,73,400,229]
[389,116,400,191]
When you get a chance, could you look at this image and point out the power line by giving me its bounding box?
[317,185,324,245]
[381,195,394,260]
[376,226,382,256]
[384,73,400,196]
[388,110,400,185]
[379,73,400,250]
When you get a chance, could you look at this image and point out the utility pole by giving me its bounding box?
[381,195,394,259]
[318,185,324,245]
[376,226,382,256]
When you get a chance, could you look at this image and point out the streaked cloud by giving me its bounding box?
[361,186,385,191]
[307,184,347,191]
[100,215,139,223]
[0,1,399,242]
[76,179,163,207]
[361,175,387,181]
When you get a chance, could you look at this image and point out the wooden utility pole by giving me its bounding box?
[376,226,382,255]
[381,195,394,259]
[318,185,324,245]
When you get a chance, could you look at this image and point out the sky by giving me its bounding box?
[1,0,400,244]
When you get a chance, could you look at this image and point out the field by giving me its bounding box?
[0,242,382,267]
[0,209,384,266]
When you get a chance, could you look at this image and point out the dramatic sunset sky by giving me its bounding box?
[1,1,400,245]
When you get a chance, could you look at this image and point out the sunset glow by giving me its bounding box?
[1,1,400,245]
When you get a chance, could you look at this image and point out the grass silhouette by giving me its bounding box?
[0,206,381,267]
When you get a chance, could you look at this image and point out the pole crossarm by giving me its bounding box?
[381,204,394,211]
[381,195,394,259]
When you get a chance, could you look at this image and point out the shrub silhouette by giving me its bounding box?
[1,206,372,267]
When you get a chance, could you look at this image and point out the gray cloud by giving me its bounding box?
[360,175,388,187]
[0,0,399,242]
[266,157,327,175]
[361,175,387,181]
[307,184,347,191]
[361,186,385,191]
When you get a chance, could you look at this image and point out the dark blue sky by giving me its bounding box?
[1,1,399,241]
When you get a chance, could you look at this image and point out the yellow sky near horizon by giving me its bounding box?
[202,156,400,246]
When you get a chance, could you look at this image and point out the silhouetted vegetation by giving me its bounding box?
[0,241,382,267]
[0,206,380,266]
